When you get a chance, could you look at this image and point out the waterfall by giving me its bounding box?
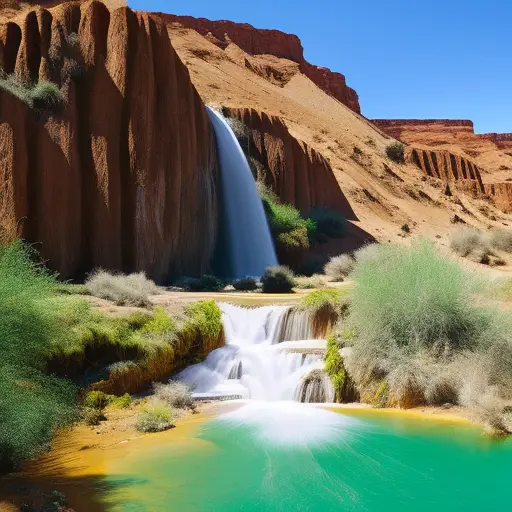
[177,304,331,402]
[207,107,277,279]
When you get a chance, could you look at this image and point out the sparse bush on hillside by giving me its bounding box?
[261,266,296,294]
[136,400,175,433]
[385,142,405,163]
[486,228,512,253]
[232,277,259,291]
[85,270,158,306]
[450,227,512,265]
[344,240,512,417]
[154,381,193,409]
[324,254,355,281]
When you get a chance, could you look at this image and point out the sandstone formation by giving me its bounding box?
[224,107,356,219]
[375,119,512,212]
[156,14,361,113]
[0,1,218,282]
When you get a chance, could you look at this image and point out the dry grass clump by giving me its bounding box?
[344,240,512,431]
[294,274,327,289]
[353,243,381,265]
[86,270,158,306]
[154,381,193,409]
[324,254,354,282]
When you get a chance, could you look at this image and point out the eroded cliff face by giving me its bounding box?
[156,14,361,113]
[0,1,218,282]
[224,107,355,219]
[375,119,512,212]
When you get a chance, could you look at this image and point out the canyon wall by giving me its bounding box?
[157,14,360,113]
[0,1,219,282]
[224,107,356,220]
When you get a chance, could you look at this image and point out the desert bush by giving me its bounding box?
[294,274,327,289]
[82,407,106,426]
[449,227,485,257]
[324,254,355,281]
[344,240,512,410]
[261,266,296,293]
[385,142,405,163]
[154,381,193,409]
[232,277,258,291]
[0,242,77,470]
[85,270,158,306]
[136,400,175,433]
[307,208,346,240]
[353,243,380,265]
[486,228,512,253]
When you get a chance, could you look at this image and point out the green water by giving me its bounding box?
[104,407,512,512]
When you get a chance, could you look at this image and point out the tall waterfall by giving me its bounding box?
[177,304,327,401]
[207,107,277,279]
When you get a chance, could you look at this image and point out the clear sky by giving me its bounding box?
[128,0,511,133]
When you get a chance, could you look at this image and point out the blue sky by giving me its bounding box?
[129,0,511,133]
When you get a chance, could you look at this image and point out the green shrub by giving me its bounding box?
[261,266,296,294]
[85,270,158,306]
[83,390,109,410]
[154,381,193,409]
[344,241,512,409]
[232,277,258,291]
[325,336,346,403]
[185,300,223,338]
[0,242,77,470]
[386,142,405,163]
[308,208,346,240]
[108,393,132,409]
[54,283,91,296]
[136,401,175,433]
[324,254,355,281]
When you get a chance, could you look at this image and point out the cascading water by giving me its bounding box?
[207,107,277,279]
[177,303,329,402]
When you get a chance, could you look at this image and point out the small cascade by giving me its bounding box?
[177,304,329,402]
[273,308,317,343]
[295,369,335,404]
[207,107,277,278]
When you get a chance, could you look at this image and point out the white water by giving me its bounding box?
[177,304,325,401]
[206,107,277,279]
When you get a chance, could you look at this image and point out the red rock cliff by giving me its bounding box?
[155,14,360,114]
[223,107,356,220]
[0,1,218,282]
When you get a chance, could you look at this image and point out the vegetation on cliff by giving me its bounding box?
[325,335,346,403]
